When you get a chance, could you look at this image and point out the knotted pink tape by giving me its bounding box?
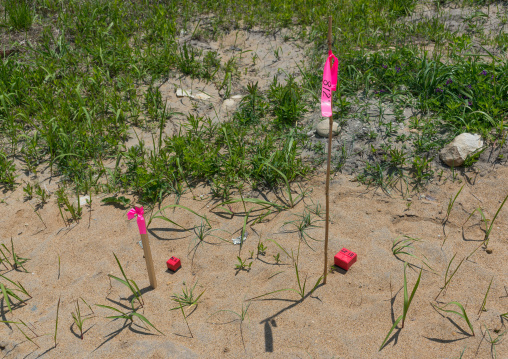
[321,50,338,117]
[127,206,147,235]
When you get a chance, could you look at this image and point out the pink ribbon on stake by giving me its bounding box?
[127,206,147,235]
[321,50,338,117]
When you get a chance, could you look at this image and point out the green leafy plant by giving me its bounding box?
[443,185,464,224]
[257,241,267,256]
[101,196,131,207]
[483,324,507,359]
[248,244,322,302]
[54,297,60,347]
[208,301,251,350]
[235,256,253,272]
[0,151,16,189]
[0,274,31,312]
[478,277,493,317]
[0,238,29,272]
[432,301,475,336]
[170,282,205,338]
[147,204,210,229]
[282,209,322,251]
[5,0,34,31]
[56,188,82,223]
[468,193,508,257]
[170,282,205,311]
[379,262,422,351]
[0,319,40,348]
[96,302,164,335]
[71,299,94,340]
[391,235,434,272]
[109,253,144,308]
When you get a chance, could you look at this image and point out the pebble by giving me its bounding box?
[223,99,236,108]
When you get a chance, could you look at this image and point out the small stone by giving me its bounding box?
[231,95,243,99]
[439,133,484,167]
[486,248,493,254]
[316,119,339,138]
[78,195,91,206]
[194,92,211,100]
[223,99,236,108]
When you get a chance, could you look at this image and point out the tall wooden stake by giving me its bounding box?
[140,233,157,289]
[323,15,332,285]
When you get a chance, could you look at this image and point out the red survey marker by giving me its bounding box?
[166,256,181,271]
[334,248,357,271]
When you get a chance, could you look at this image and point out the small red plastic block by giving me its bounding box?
[166,256,181,271]
[334,248,357,271]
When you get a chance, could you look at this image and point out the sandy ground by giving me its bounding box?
[0,165,507,359]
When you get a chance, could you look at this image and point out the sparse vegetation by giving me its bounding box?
[0,0,507,356]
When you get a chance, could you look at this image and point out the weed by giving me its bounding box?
[435,253,465,301]
[432,301,475,336]
[0,238,29,272]
[391,236,434,272]
[0,320,40,348]
[235,256,253,272]
[273,253,281,264]
[268,75,307,126]
[483,324,506,359]
[147,204,210,229]
[283,209,323,251]
[56,188,82,224]
[469,192,508,257]
[208,301,251,350]
[257,241,267,256]
[101,196,131,208]
[379,263,422,350]
[71,299,94,340]
[109,253,144,308]
[444,185,464,224]
[248,244,322,302]
[170,282,205,338]
[5,0,34,31]
[478,277,493,317]
[170,281,205,311]
[96,302,163,335]
[0,274,31,313]
[0,151,16,189]
[54,297,60,347]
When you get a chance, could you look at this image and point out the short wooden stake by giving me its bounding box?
[140,233,157,289]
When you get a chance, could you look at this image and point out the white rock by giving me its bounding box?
[78,195,91,206]
[194,92,211,100]
[316,119,339,138]
[223,99,236,108]
[176,88,194,98]
[231,95,243,99]
[439,133,483,167]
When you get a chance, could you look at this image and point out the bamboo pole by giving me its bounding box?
[323,15,333,285]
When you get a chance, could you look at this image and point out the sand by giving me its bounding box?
[1,165,507,359]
